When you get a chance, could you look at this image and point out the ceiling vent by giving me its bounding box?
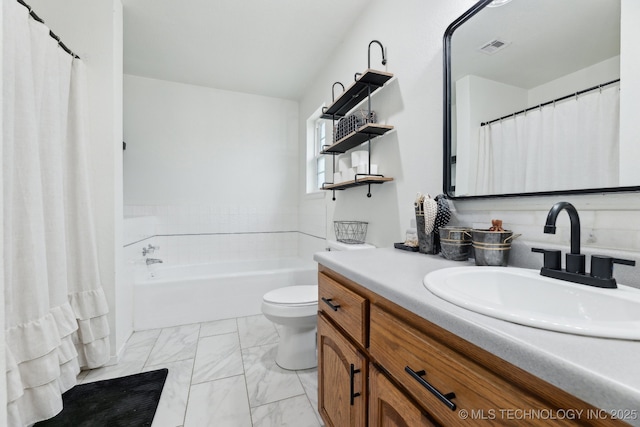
[478,38,510,55]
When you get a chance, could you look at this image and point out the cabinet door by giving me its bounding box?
[370,365,438,427]
[318,313,367,427]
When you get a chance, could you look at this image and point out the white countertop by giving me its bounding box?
[314,247,640,426]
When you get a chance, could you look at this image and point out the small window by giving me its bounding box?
[316,156,326,190]
[306,106,332,194]
[315,121,326,189]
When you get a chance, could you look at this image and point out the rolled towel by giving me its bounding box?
[434,194,451,234]
[423,196,438,234]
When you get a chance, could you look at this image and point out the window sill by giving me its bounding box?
[304,191,327,200]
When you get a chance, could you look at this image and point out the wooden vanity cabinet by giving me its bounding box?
[317,265,627,427]
[369,363,438,426]
[318,272,368,347]
[318,313,367,426]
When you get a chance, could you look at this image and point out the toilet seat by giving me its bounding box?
[263,285,317,306]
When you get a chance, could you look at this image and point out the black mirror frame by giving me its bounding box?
[442,0,640,200]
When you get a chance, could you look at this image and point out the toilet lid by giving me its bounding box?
[263,285,318,305]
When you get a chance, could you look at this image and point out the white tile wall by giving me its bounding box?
[123,215,158,245]
[452,208,640,253]
[298,196,327,241]
[124,204,302,266]
[151,232,299,265]
[450,204,640,289]
[299,233,327,262]
[125,204,298,235]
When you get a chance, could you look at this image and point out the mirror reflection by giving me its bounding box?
[446,0,625,197]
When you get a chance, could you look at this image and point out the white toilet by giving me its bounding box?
[261,240,375,370]
[262,285,318,370]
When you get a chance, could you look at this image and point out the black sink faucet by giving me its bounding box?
[532,201,635,288]
[543,201,584,274]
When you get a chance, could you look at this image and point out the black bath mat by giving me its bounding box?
[35,368,168,427]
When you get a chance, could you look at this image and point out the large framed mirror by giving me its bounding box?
[443,0,635,199]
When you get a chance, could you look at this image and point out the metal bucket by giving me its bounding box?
[415,209,438,254]
[439,226,471,242]
[438,226,471,260]
[470,229,519,244]
[473,244,511,266]
[440,240,472,261]
[471,229,520,266]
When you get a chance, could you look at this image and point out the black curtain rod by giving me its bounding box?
[16,0,80,59]
[481,78,620,127]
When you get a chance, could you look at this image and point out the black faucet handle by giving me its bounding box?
[532,248,561,270]
[591,255,636,280]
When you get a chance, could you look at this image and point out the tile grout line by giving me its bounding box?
[128,316,319,426]
[249,392,308,409]
[297,370,322,426]
[179,323,201,427]
[236,317,255,426]
[142,330,164,371]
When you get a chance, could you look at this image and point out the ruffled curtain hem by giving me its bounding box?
[5,289,111,426]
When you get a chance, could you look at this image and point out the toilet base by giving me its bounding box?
[275,325,317,370]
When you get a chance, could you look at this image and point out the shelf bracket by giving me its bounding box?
[332,82,345,102]
[368,40,387,69]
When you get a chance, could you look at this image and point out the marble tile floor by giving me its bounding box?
[76,314,323,427]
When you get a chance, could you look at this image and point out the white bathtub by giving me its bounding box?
[133,257,318,330]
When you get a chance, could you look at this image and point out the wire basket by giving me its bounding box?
[334,221,368,244]
[334,110,376,142]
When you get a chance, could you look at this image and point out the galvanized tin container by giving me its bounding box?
[470,229,520,266]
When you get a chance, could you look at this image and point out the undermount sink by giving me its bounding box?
[424,266,640,340]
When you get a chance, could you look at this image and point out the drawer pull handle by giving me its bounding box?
[405,366,457,411]
[350,364,361,406]
[322,297,340,311]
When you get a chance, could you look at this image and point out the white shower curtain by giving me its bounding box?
[473,84,620,195]
[3,2,110,425]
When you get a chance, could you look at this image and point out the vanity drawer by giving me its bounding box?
[369,304,581,426]
[318,272,368,347]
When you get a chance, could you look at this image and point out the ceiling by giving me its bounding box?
[451,0,620,89]
[122,0,371,100]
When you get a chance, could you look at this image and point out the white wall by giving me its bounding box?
[299,0,479,248]
[27,0,126,361]
[0,1,6,422]
[299,0,640,271]
[451,0,640,262]
[124,75,299,206]
[619,0,640,186]
[528,56,620,107]
[124,75,300,264]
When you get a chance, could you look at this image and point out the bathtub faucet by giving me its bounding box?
[142,244,159,256]
[146,258,163,266]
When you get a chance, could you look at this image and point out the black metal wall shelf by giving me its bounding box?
[321,69,394,119]
[321,123,394,154]
[319,49,394,200]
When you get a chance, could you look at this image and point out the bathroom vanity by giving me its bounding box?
[315,248,640,426]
